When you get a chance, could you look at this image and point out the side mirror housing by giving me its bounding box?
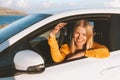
[14,50,45,74]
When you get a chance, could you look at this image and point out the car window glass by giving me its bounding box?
[29,29,60,66]
[40,30,60,39]
[29,15,111,66]
[30,30,60,43]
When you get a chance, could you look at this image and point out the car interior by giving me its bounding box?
[1,14,120,77]
[28,16,112,66]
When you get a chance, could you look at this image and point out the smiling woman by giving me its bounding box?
[48,19,110,62]
[0,9,120,80]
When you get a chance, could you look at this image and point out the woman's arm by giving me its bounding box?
[48,23,69,62]
[48,36,70,62]
[85,42,110,58]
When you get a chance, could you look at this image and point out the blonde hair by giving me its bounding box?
[70,19,94,53]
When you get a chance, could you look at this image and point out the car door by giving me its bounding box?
[1,13,120,80]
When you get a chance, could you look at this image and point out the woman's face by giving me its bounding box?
[73,26,87,49]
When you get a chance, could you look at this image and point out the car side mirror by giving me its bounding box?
[14,50,45,74]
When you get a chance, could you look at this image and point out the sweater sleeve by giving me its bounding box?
[48,36,70,62]
[85,42,110,58]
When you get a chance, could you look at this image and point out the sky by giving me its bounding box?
[0,0,120,14]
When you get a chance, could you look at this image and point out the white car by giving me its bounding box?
[0,9,120,80]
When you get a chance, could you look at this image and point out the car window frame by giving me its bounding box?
[24,13,112,67]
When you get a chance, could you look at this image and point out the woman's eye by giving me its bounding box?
[83,33,87,37]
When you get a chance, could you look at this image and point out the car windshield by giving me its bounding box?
[0,14,51,44]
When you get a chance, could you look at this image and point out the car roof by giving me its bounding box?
[1,8,120,52]
[42,8,120,14]
[1,8,120,44]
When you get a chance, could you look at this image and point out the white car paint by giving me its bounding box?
[1,9,120,52]
[1,50,120,80]
[1,9,120,80]
[14,50,44,71]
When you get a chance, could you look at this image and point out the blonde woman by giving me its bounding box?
[48,19,110,63]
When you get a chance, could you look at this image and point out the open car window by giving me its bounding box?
[27,14,111,67]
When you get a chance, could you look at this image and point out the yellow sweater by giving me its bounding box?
[48,36,110,62]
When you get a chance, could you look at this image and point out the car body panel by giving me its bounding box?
[0,9,120,52]
[1,50,120,80]
[0,9,120,80]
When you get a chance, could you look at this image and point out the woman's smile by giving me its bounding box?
[74,27,87,49]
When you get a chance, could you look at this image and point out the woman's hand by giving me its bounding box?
[49,22,67,38]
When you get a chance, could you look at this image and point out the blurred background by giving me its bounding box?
[0,0,120,28]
